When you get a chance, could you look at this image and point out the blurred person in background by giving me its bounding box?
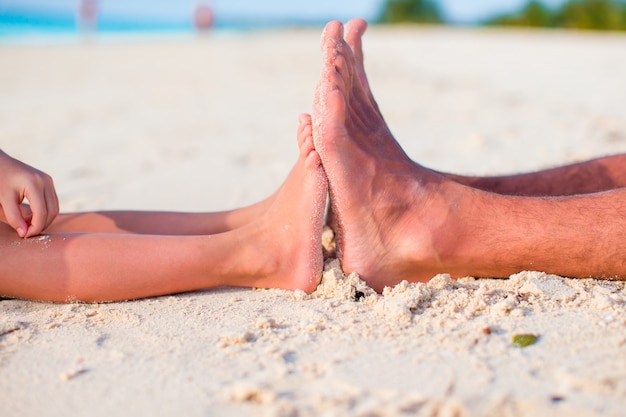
[77,0,98,32]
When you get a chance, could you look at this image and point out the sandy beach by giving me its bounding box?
[1,25,626,416]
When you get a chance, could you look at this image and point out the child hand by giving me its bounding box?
[0,150,60,238]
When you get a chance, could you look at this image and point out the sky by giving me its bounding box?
[0,0,572,25]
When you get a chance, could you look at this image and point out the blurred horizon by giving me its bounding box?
[0,0,575,25]
[0,0,618,40]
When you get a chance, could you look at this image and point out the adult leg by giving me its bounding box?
[341,19,626,197]
[313,20,626,291]
[446,155,626,196]
[0,120,328,302]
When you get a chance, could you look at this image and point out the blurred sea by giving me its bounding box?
[0,8,323,44]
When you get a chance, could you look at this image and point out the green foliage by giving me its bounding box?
[378,0,443,24]
[489,1,554,27]
[485,0,626,31]
[557,0,626,29]
[377,0,626,30]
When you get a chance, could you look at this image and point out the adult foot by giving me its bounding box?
[312,20,473,291]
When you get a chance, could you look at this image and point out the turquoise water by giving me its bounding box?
[0,9,324,44]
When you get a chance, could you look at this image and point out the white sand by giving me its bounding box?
[1,26,626,416]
